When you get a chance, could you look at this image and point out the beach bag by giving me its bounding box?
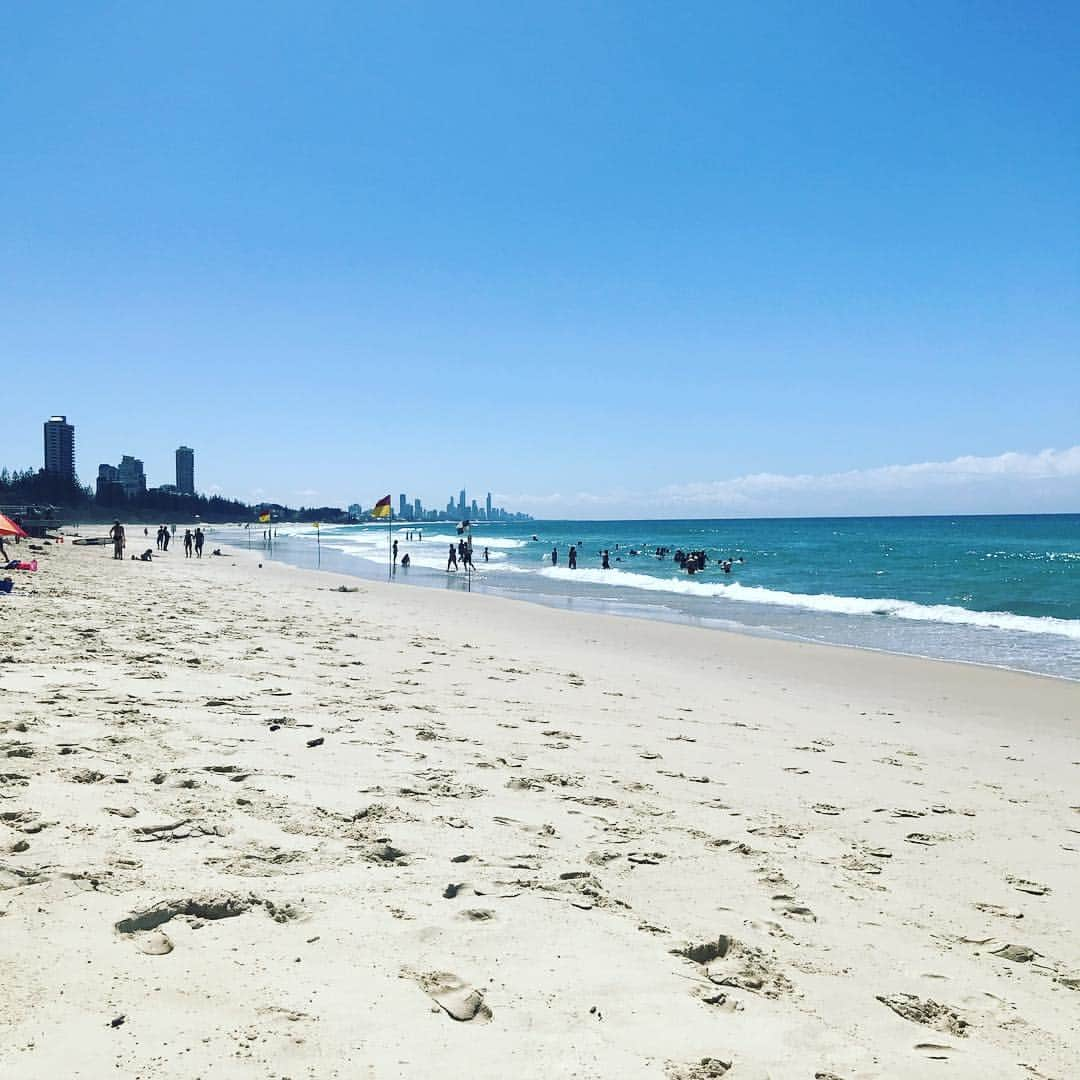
[0,578,13,594]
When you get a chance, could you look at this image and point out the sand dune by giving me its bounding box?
[1,537,1078,1078]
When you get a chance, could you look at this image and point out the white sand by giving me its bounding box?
[1,537,1078,1079]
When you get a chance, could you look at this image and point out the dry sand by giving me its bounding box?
[1,535,1078,1079]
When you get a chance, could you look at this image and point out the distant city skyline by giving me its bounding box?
[29,411,541,517]
[3,6,1077,518]
[10,412,1080,520]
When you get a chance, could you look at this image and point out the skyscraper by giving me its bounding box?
[414,498,422,519]
[399,493,408,519]
[43,415,76,480]
[175,446,195,495]
[117,455,146,498]
[486,492,492,518]
[458,488,466,516]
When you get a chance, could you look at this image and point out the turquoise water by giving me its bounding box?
[219,515,1080,680]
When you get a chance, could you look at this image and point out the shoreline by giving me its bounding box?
[2,540,1078,1077]
[217,528,1080,684]
[224,539,1076,693]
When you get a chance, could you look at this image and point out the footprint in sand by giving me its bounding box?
[771,894,816,921]
[812,803,842,815]
[973,902,1024,920]
[443,882,480,899]
[1006,874,1050,896]
[990,943,1040,963]
[674,936,793,998]
[664,1059,731,1079]
[876,993,969,1037]
[409,970,492,1022]
[914,1043,956,1060]
[134,930,174,955]
[114,893,302,942]
[840,856,882,875]
[905,832,945,846]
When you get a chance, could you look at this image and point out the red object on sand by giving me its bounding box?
[0,513,28,539]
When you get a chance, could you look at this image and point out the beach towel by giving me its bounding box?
[5,560,37,572]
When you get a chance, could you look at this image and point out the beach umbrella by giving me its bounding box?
[0,513,28,539]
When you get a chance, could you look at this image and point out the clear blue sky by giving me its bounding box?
[2,2,1077,517]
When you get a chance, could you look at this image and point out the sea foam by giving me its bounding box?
[538,567,1080,641]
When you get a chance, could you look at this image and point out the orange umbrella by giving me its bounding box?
[0,513,28,538]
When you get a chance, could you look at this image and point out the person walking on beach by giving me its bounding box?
[194,528,205,558]
[601,549,610,570]
[109,521,125,560]
[447,544,458,571]
[162,527,170,551]
[183,529,193,558]
[568,545,577,569]
[483,547,489,562]
[392,539,399,566]
[551,546,558,567]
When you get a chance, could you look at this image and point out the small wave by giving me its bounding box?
[410,532,527,549]
[537,567,1080,641]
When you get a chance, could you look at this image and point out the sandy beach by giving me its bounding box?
[1,535,1078,1079]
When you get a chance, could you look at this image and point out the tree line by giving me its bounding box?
[0,466,338,523]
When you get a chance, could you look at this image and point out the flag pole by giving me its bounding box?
[388,506,393,581]
[315,522,321,568]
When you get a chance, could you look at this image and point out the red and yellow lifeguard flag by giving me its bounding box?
[372,496,392,519]
[258,512,271,523]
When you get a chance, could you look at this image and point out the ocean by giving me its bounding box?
[214,515,1080,681]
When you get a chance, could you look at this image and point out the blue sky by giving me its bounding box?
[2,2,1077,517]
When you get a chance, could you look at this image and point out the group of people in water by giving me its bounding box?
[385,531,745,580]
[542,541,744,576]
[672,548,743,575]
[446,538,489,571]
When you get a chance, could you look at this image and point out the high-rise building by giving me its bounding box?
[348,503,362,519]
[44,415,76,480]
[399,493,408,519]
[486,492,492,518]
[414,498,422,519]
[458,489,466,516]
[471,499,479,518]
[117,455,146,498]
[95,463,124,503]
[175,446,195,494]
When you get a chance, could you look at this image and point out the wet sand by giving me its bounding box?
[1,537,1078,1078]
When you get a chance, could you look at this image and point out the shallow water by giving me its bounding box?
[215,515,1080,680]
